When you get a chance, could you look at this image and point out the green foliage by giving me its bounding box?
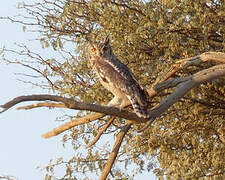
[4,0,225,179]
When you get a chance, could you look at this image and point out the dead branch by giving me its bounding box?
[148,51,225,97]
[42,113,105,138]
[0,94,144,122]
[17,102,66,110]
[0,95,71,111]
[151,64,225,116]
[157,51,225,84]
[99,123,132,180]
[42,97,130,139]
[85,116,115,148]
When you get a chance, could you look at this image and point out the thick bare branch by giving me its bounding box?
[161,52,225,83]
[0,94,144,122]
[43,98,129,139]
[100,123,132,180]
[42,113,105,138]
[151,64,225,116]
[149,51,225,97]
[147,76,191,97]
[17,102,66,110]
[0,95,70,110]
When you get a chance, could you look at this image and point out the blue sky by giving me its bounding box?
[0,1,75,179]
[0,1,156,179]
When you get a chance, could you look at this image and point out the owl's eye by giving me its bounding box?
[91,48,97,52]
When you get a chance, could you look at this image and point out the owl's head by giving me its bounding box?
[88,36,113,58]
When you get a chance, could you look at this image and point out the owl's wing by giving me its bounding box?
[94,58,150,118]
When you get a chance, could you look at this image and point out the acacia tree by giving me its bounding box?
[1,0,225,179]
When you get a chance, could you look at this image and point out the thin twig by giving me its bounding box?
[137,117,155,133]
[85,116,115,148]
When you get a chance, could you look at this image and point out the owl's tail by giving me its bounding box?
[131,100,150,119]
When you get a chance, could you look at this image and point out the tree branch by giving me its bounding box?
[159,51,225,83]
[99,123,132,180]
[42,113,106,138]
[85,116,115,148]
[17,102,66,110]
[150,64,225,117]
[148,51,225,97]
[0,94,144,122]
[42,98,130,139]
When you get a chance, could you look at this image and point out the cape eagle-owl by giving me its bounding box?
[88,37,150,118]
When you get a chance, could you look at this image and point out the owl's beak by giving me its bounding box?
[89,42,96,51]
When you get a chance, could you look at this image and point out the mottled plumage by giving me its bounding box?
[88,37,150,118]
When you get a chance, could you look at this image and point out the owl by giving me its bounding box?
[88,37,150,119]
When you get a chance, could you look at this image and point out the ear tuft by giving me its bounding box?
[104,35,110,45]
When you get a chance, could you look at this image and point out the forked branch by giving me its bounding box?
[148,51,225,97]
